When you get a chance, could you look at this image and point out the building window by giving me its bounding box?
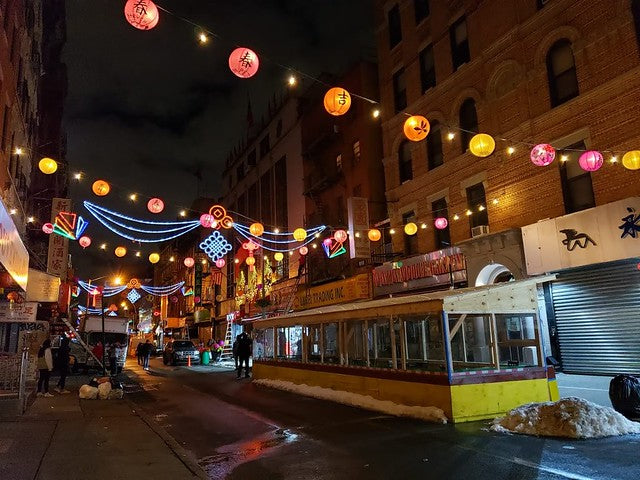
[466,183,489,230]
[459,98,478,154]
[352,140,361,164]
[450,16,470,71]
[402,211,419,255]
[432,198,451,248]
[393,68,407,112]
[559,141,595,213]
[419,45,436,92]
[399,141,413,183]
[427,121,443,169]
[414,0,430,23]
[336,153,342,171]
[546,39,579,107]
[276,119,283,138]
[388,4,402,49]
[247,149,256,166]
[259,134,270,158]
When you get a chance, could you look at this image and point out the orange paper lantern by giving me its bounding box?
[403,116,430,142]
[228,47,260,78]
[124,0,159,30]
[79,236,91,248]
[249,223,264,236]
[368,229,381,242]
[184,257,195,268]
[324,87,351,116]
[115,246,127,257]
[246,256,256,266]
[39,157,58,174]
[92,180,110,196]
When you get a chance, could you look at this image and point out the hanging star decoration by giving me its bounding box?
[53,211,89,241]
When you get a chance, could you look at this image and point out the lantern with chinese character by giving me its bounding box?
[115,246,127,257]
[434,217,448,230]
[42,223,54,234]
[228,47,259,78]
[200,213,215,228]
[622,150,640,171]
[79,236,91,249]
[147,198,164,214]
[215,258,226,268]
[334,229,348,243]
[124,0,159,30]
[299,246,308,256]
[92,180,110,196]
[293,228,307,242]
[578,150,604,172]
[530,143,556,166]
[246,256,256,266]
[368,229,381,242]
[39,157,58,174]
[469,134,496,157]
[184,257,195,268]
[274,252,284,262]
[403,116,430,142]
[149,253,160,264]
[323,87,351,116]
[249,223,264,236]
[404,222,418,236]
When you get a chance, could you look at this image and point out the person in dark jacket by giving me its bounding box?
[232,338,239,369]
[142,340,152,371]
[236,331,252,379]
[136,342,144,365]
[108,343,118,375]
[54,336,71,394]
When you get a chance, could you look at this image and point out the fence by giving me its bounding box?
[0,349,32,414]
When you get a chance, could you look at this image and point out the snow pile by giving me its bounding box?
[254,378,448,424]
[491,397,640,439]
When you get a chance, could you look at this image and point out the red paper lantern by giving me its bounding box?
[124,0,159,30]
[228,47,260,78]
[215,258,226,268]
[334,229,348,243]
[299,246,308,256]
[578,150,604,172]
[78,236,91,249]
[109,304,118,312]
[147,197,164,214]
[200,213,215,228]
[434,217,448,230]
[184,257,195,268]
[42,223,54,234]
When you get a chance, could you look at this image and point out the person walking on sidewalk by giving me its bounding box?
[54,336,71,394]
[136,341,144,365]
[37,339,54,397]
[142,340,152,371]
[236,331,252,379]
[232,337,239,369]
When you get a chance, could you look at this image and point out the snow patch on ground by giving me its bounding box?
[491,397,640,439]
[254,378,448,424]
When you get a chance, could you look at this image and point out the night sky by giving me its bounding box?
[63,0,375,280]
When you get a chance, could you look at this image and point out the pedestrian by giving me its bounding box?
[54,336,71,394]
[92,341,104,368]
[142,339,152,371]
[108,343,117,376]
[236,331,252,379]
[232,337,239,369]
[136,341,144,365]
[37,339,54,397]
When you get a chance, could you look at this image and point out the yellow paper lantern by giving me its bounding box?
[403,116,430,142]
[274,252,284,262]
[404,222,418,236]
[38,157,58,174]
[92,180,111,196]
[249,223,264,236]
[323,87,351,116]
[246,256,256,266]
[368,229,381,242]
[293,228,307,242]
[622,150,640,171]
[114,246,127,257]
[469,133,496,157]
[148,253,160,264]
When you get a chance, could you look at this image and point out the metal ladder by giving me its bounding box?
[61,317,105,370]
[283,275,303,313]
[220,320,233,360]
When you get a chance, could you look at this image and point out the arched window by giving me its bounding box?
[546,39,579,107]
[399,141,413,183]
[427,121,443,169]
[459,98,478,154]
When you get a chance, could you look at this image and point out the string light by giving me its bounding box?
[100,243,107,250]
[453,214,460,220]
[234,259,239,264]
[14,147,23,155]
[198,32,208,44]
[129,193,137,201]
[74,172,82,180]
[201,259,207,264]
[372,109,380,119]
[447,132,455,141]
[355,232,361,237]
[9,209,16,215]
[274,228,280,233]
[421,223,427,229]
[465,210,473,216]
[312,243,317,248]
[169,256,175,262]
[492,198,499,205]
[288,75,296,86]
[610,156,618,164]
[135,251,141,257]
[478,205,486,211]
[179,210,187,217]
[560,155,569,162]
[27,216,35,223]
[507,147,515,155]
[390,228,396,234]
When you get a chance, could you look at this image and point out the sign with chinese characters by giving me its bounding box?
[26,269,61,302]
[0,302,38,322]
[194,262,203,305]
[0,197,29,291]
[295,274,371,310]
[47,198,71,279]
[347,197,370,259]
[522,197,640,275]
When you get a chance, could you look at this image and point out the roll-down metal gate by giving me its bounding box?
[551,259,640,375]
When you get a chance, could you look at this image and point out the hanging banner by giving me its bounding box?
[0,302,38,322]
[47,198,72,279]
[347,197,370,259]
[0,197,29,291]
[26,268,61,302]
[194,262,203,304]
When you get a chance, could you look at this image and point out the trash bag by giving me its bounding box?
[107,388,124,400]
[79,385,99,400]
[609,374,640,419]
[88,378,99,388]
[110,379,123,390]
[97,382,112,400]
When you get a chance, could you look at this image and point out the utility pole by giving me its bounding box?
[101,290,106,376]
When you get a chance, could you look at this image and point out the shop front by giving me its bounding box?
[522,197,640,375]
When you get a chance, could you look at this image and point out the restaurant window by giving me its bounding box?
[459,98,478,154]
[546,39,579,107]
[323,323,339,364]
[449,315,494,372]
[346,321,366,366]
[388,4,402,49]
[259,134,270,158]
[427,120,443,169]
[466,182,488,229]
[352,140,361,164]
[496,314,540,367]
[254,328,273,359]
[398,140,412,183]
[559,141,595,213]
[402,210,418,255]
[450,16,470,70]
[404,314,445,372]
[276,326,302,360]
[414,0,430,23]
[419,45,436,92]
[393,68,407,112]
[368,319,393,368]
[307,324,322,362]
[431,197,451,248]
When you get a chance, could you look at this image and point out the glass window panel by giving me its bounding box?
[276,326,302,360]
[495,314,539,367]
[368,319,393,368]
[264,327,274,359]
[307,324,322,363]
[449,315,494,372]
[346,321,366,366]
[323,322,339,364]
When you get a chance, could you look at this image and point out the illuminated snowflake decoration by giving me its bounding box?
[127,289,141,304]
[199,231,232,262]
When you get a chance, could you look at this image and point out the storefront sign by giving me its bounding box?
[0,302,38,322]
[296,274,371,310]
[194,262,203,304]
[26,269,61,302]
[522,197,640,275]
[347,197,370,259]
[47,198,71,279]
[0,198,29,291]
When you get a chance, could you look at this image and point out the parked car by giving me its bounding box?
[163,340,200,366]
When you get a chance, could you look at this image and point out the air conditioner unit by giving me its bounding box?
[471,225,490,237]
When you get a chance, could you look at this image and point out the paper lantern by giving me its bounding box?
[299,246,308,256]
[246,256,255,266]
[530,143,556,167]
[200,214,215,228]
[334,229,348,243]
[148,253,160,264]
[147,198,164,214]
[367,229,381,242]
[39,157,58,174]
[124,0,159,30]
[293,228,307,242]
[578,150,604,172]
[228,47,259,78]
[42,223,54,234]
[434,217,448,230]
[403,116,430,142]
[109,304,118,312]
[622,151,640,171]
[184,257,195,268]
[115,246,127,257]
[469,134,496,158]
[249,223,264,236]
[404,222,418,236]
[92,180,110,196]
[323,87,351,116]
[274,252,284,262]
[79,236,91,248]
[215,259,226,268]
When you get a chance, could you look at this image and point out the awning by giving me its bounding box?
[0,198,29,291]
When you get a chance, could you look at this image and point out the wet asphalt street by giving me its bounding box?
[124,357,640,480]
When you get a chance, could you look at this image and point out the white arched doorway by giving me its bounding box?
[475,262,515,286]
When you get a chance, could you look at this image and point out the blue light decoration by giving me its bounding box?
[77,279,185,298]
[322,236,347,259]
[83,201,201,243]
[181,286,194,296]
[199,231,233,261]
[232,223,326,252]
[53,211,89,241]
[77,305,110,315]
[140,281,185,296]
[127,289,141,304]
[107,311,118,317]
[77,280,127,297]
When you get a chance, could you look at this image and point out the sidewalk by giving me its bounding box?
[557,372,613,407]
[0,374,206,480]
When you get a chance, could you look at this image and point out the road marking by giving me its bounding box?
[560,386,608,392]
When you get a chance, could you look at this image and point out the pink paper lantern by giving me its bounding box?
[323,238,332,246]
[334,229,348,243]
[184,257,195,268]
[578,150,604,172]
[530,143,556,167]
[78,236,91,249]
[124,0,159,30]
[147,197,164,214]
[299,246,308,256]
[42,223,54,234]
[434,217,448,230]
[200,214,215,228]
[228,47,260,78]
[215,258,226,268]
